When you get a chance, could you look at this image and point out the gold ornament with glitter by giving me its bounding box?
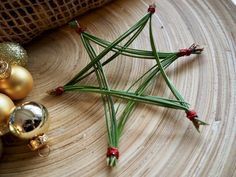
[0,42,28,67]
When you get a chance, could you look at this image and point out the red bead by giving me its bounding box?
[107,147,119,159]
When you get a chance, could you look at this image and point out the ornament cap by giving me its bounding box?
[28,133,48,151]
[0,60,11,79]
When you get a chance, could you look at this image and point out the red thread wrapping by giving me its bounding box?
[54,86,64,96]
[107,147,119,159]
[148,4,156,13]
[186,110,198,121]
[72,20,86,34]
[177,48,192,57]
[177,44,203,57]
[75,26,85,34]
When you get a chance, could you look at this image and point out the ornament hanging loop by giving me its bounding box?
[37,144,51,157]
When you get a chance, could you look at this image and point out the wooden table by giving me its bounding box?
[1,0,235,176]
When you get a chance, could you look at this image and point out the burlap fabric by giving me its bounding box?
[0,0,112,44]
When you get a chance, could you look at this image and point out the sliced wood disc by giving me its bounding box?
[0,0,235,176]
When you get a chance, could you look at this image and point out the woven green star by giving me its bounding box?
[49,4,207,167]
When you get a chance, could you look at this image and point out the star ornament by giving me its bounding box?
[49,4,207,167]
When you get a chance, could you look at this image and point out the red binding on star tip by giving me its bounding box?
[107,147,119,159]
[148,4,156,13]
[186,110,198,121]
[74,20,85,35]
[54,86,64,96]
[178,48,192,57]
[76,27,85,34]
[177,43,204,57]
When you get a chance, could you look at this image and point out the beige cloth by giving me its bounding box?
[0,0,112,44]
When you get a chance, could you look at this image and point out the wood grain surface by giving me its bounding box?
[0,0,236,176]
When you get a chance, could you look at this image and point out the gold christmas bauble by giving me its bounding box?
[0,65,33,100]
[9,102,49,140]
[0,93,15,136]
[0,42,28,67]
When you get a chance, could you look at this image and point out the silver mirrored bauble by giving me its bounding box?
[9,102,49,139]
